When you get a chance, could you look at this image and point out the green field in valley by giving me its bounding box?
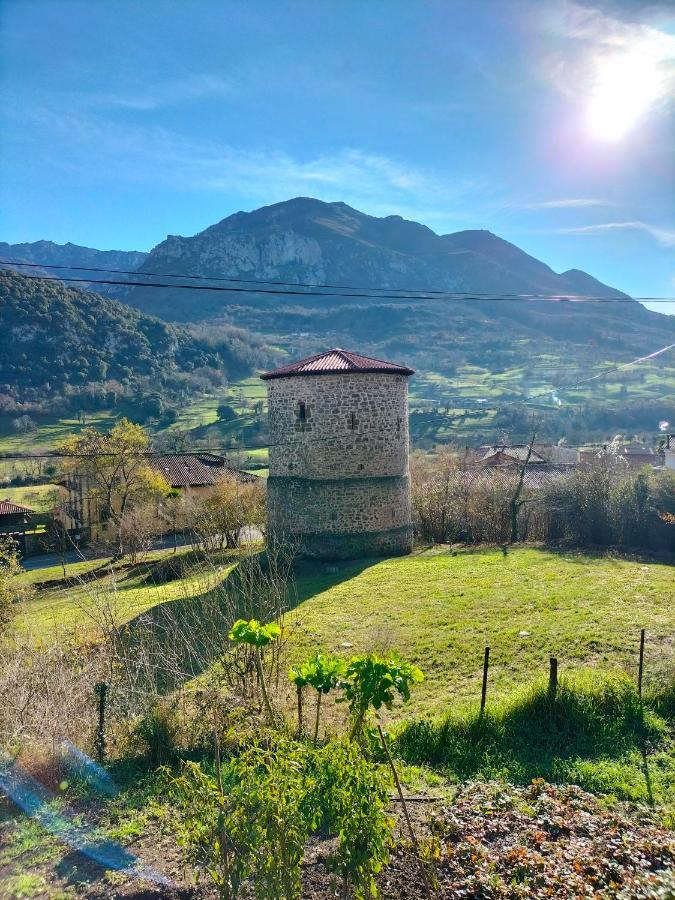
[1,483,59,513]
[2,355,674,459]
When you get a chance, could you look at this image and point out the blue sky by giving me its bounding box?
[1,0,674,311]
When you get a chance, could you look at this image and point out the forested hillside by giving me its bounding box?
[0,269,268,422]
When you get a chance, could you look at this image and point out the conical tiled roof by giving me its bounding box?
[260,348,414,380]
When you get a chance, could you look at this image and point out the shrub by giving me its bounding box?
[168,735,394,900]
[410,450,675,552]
[133,699,181,767]
[315,740,394,899]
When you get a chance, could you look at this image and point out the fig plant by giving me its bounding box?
[290,652,344,743]
[341,653,433,892]
[341,653,424,741]
[228,618,281,721]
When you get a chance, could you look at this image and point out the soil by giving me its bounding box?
[1,782,673,899]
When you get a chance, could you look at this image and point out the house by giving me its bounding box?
[55,453,257,543]
[479,445,549,467]
[665,435,675,471]
[466,444,573,489]
[579,442,663,470]
[0,498,34,555]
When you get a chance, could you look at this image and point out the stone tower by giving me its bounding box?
[261,348,414,560]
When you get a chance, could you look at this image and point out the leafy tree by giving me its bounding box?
[58,419,170,558]
[0,537,34,629]
[216,404,238,422]
[192,475,265,550]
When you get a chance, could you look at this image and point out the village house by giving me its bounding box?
[0,498,34,556]
[579,442,664,470]
[55,453,256,543]
[467,444,573,489]
[666,435,675,471]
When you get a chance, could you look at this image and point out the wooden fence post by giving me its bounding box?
[480,646,490,714]
[548,657,558,700]
[638,628,645,700]
[94,681,108,762]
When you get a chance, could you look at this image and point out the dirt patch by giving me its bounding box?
[0,781,672,899]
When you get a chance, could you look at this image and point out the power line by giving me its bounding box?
[524,341,675,404]
[0,258,654,300]
[5,267,675,303]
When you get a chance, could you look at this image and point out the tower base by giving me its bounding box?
[269,524,413,561]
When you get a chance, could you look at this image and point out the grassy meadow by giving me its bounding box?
[1,483,59,513]
[15,545,673,718]
[3,544,674,897]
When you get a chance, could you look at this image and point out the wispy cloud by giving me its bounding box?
[11,106,481,228]
[523,197,612,209]
[81,73,235,111]
[557,220,675,246]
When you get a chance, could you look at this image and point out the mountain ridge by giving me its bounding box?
[137,198,628,300]
[0,239,148,282]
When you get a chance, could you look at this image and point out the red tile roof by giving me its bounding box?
[261,348,414,380]
[147,454,257,488]
[0,499,33,516]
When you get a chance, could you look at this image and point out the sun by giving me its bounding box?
[586,51,663,141]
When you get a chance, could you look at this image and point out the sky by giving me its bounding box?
[1,0,674,311]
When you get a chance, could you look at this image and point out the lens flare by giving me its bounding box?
[587,51,662,141]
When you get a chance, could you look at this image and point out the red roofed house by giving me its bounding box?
[56,453,257,543]
[0,498,34,555]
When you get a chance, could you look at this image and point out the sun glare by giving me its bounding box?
[586,51,663,141]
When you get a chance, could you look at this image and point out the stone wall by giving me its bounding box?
[265,370,412,559]
[267,475,411,534]
[266,373,409,479]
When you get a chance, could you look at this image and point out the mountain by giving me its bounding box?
[115,198,675,366]
[5,199,674,442]
[129,197,628,305]
[0,239,148,283]
[0,269,267,420]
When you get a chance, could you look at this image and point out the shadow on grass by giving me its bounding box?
[117,551,382,693]
[393,670,672,803]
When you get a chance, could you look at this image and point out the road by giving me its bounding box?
[21,528,261,571]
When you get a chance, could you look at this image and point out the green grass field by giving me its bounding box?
[283,547,673,718]
[15,546,673,719]
[1,483,59,513]
[14,548,230,641]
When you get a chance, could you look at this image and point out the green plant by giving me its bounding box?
[228,618,281,721]
[315,741,394,900]
[169,758,250,899]
[134,699,181,767]
[170,738,319,900]
[0,535,34,628]
[340,652,431,892]
[342,653,424,740]
[291,652,344,743]
[288,664,309,736]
